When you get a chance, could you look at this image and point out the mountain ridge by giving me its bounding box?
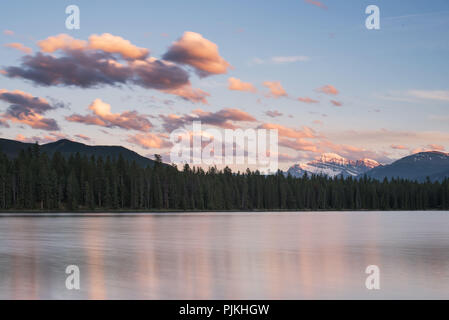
[364,151,449,182]
[0,138,156,167]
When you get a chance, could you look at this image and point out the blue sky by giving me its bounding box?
[1,0,449,169]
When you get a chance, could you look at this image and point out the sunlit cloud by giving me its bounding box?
[15,132,68,144]
[0,89,61,131]
[163,31,230,77]
[228,77,257,93]
[263,81,287,98]
[259,123,316,139]
[75,134,91,141]
[298,97,319,104]
[391,144,408,150]
[316,84,339,95]
[411,144,446,154]
[127,132,172,149]
[3,33,209,104]
[66,98,152,131]
[4,42,32,54]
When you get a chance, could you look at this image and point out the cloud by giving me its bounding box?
[279,138,319,152]
[88,33,149,60]
[330,100,342,106]
[38,33,149,60]
[316,85,339,95]
[15,132,68,144]
[263,81,287,98]
[408,90,449,102]
[3,33,209,104]
[391,144,408,150]
[163,31,230,77]
[411,144,446,154]
[250,56,309,65]
[38,34,87,53]
[3,30,14,36]
[66,98,152,131]
[271,56,309,63]
[4,43,32,54]
[304,0,327,10]
[0,118,9,128]
[298,96,319,104]
[160,108,257,131]
[75,134,90,141]
[259,123,316,139]
[265,110,283,118]
[162,85,210,104]
[228,77,257,93]
[127,133,172,149]
[0,89,60,130]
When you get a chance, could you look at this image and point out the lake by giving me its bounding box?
[0,211,449,299]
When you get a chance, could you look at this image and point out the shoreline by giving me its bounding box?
[0,208,448,217]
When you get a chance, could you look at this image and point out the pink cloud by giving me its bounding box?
[75,134,91,141]
[127,133,172,149]
[411,144,446,154]
[6,33,209,104]
[304,0,328,10]
[163,85,210,104]
[228,77,257,93]
[66,99,152,131]
[263,81,287,98]
[4,42,32,54]
[88,33,149,60]
[259,123,316,139]
[317,85,339,95]
[38,33,149,60]
[298,96,319,104]
[0,89,60,131]
[15,132,68,144]
[3,30,14,36]
[330,100,342,106]
[279,138,319,152]
[391,144,408,150]
[163,31,231,77]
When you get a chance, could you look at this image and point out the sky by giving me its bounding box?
[0,0,449,170]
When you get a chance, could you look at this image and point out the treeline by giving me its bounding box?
[0,144,449,211]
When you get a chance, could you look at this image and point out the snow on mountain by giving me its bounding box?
[287,153,380,178]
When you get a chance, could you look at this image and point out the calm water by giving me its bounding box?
[0,211,449,299]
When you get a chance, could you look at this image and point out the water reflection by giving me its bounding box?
[0,212,449,299]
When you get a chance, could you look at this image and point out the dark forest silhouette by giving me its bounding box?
[1,144,448,211]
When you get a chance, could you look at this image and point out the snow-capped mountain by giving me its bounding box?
[287,153,380,178]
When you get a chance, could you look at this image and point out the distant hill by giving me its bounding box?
[0,138,156,167]
[364,151,449,182]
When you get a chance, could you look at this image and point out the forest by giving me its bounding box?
[0,144,448,211]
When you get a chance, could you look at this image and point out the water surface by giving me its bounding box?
[1,211,449,299]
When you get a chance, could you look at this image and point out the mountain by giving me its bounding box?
[364,151,449,182]
[287,153,380,178]
[0,138,156,167]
